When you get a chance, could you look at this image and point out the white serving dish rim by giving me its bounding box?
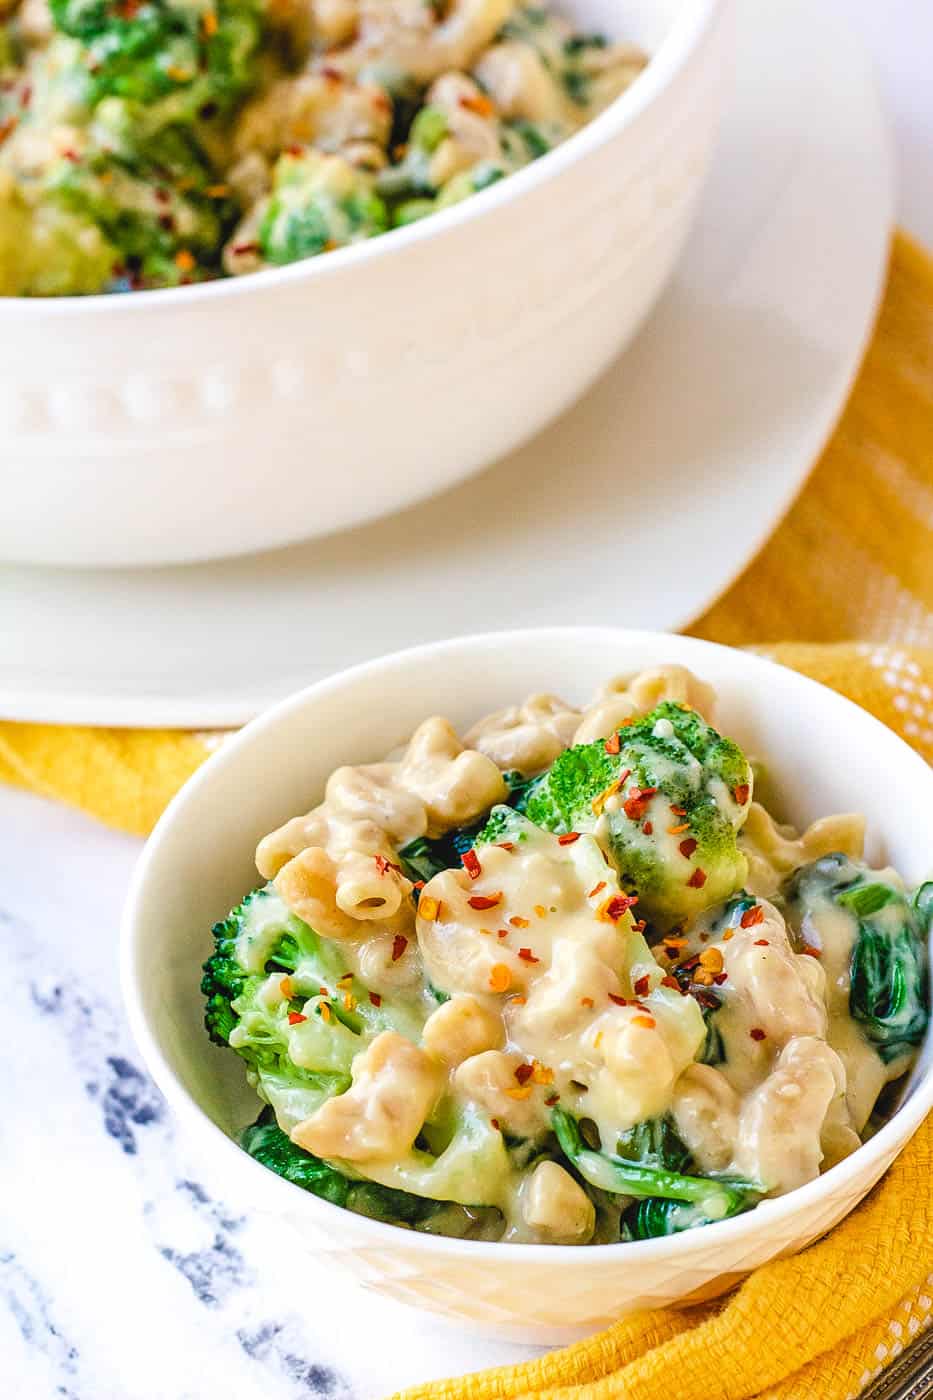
[0,0,722,316]
[121,627,933,1267]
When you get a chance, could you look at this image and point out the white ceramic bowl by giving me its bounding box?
[121,629,933,1342]
[1,0,731,568]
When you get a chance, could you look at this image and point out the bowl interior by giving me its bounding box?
[126,630,933,1161]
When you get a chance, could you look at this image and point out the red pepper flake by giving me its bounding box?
[413,880,425,891]
[713,972,728,985]
[369,992,382,1007]
[174,249,196,272]
[489,964,512,993]
[517,947,540,963]
[491,1118,500,1131]
[733,783,750,806]
[509,915,530,928]
[514,1063,534,1085]
[753,938,770,947]
[623,787,658,822]
[419,895,439,921]
[202,7,218,36]
[496,842,515,851]
[469,892,502,911]
[661,975,682,991]
[0,115,18,145]
[558,832,581,845]
[588,881,607,898]
[497,928,509,939]
[374,853,402,876]
[509,995,527,1006]
[231,240,260,256]
[461,849,482,879]
[670,804,687,816]
[739,905,763,928]
[391,935,408,962]
[287,1011,306,1025]
[598,893,639,923]
[633,918,647,933]
[459,92,496,116]
[686,867,707,888]
[608,993,629,1006]
[580,996,594,1008]
[632,1014,656,1030]
[544,1093,560,1107]
[802,944,822,958]
[604,731,621,755]
[668,822,690,835]
[643,821,653,835]
[19,84,32,109]
[633,974,651,996]
[679,837,698,858]
[749,1027,766,1041]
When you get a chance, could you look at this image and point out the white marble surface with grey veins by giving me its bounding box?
[0,787,539,1400]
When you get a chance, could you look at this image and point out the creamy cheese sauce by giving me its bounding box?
[216,664,929,1244]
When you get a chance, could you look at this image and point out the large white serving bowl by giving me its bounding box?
[1,0,731,568]
[121,629,933,1343]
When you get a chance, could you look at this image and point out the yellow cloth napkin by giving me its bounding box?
[1,232,932,1400]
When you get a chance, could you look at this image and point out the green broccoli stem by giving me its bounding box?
[552,1108,760,1217]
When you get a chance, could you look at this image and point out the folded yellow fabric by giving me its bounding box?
[1,231,931,1400]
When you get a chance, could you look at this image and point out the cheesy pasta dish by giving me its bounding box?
[201,665,931,1244]
[0,0,646,293]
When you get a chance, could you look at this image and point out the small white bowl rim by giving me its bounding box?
[2,0,723,317]
[121,626,933,1263]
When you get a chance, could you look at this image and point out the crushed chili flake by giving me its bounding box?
[202,7,218,35]
[632,1015,656,1030]
[544,1093,560,1107]
[461,849,482,879]
[604,732,621,755]
[598,893,639,923]
[489,964,512,993]
[506,1084,533,1100]
[664,936,689,949]
[343,992,357,1012]
[749,1027,766,1041]
[374,853,402,876]
[279,976,294,998]
[623,786,658,821]
[733,783,750,805]
[593,1031,603,1048]
[686,867,708,888]
[661,975,682,991]
[497,928,509,939]
[558,832,581,845]
[496,842,515,852]
[643,821,653,835]
[608,993,629,1006]
[722,928,735,941]
[459,91,495,116]
[514,1063,534,1085]
[369,992,382,1007]
[230,240,260,256]
[318,986,328,996]
[509,915,530,928]
[801,944,822,958]
[509,995,527,1006]
[753,938,770,947]
[693,969,715,987]
[534,904,548,918]
[0,115,19,144]
[740,904,765,928]
[633,974,651,996]
[479,927,493,937]
[287,1011,306,1025]
[667,822,689,835]
[592,770,630,815]
[580,996,594,1008]
[319,1003,332,1023]
[588,881,607,898]
[532,1063,554,1085]
[413,880,425,891]
[174,248,195,271]
[336,972,353,989]
[679,837,698,858]
[418,895,439,921]
[491,1118,500,1131]
[633,919,647,933]
[699,947,724,973]
[391,934,408,962]
[670,804,687,815]
[517,947,540,963]
[469,892,503,911]
[713,972,728,986]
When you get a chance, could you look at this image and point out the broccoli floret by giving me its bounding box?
[514,703,752,927]
[49,0,262,113]
[257,150,387,267]
[0,179,118,295]
[784,855,929,1063]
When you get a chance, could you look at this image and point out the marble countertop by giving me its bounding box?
[0,787,539,1400]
